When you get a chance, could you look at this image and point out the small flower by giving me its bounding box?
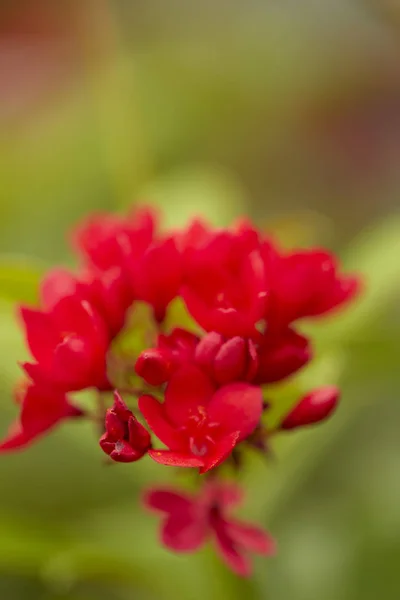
[131,236,183,323]
[144,480,276,576]
[100,391,151,462]
[72,207,155,273]
[139,365,263,473]
[280,386,340,430]
[181,229,268,338]
[20,295,110,392]
[254,327,312,384]
[41,266,134,338]
[0,381,83,452]
[266,248,361,329]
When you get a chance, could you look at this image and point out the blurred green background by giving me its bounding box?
[1,1,400,598]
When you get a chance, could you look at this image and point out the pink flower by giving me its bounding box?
[20,295,110,392]
[139,365,263,473]
[144,481,276,576]
[0,381,82,452]
[100,391,151,462]
[280,386,340,430]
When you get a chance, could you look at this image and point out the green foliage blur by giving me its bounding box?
[1,1,400,598]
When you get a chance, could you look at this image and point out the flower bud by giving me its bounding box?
[280,386,339,430]
[135,349,172,386]
[213,337,248,385]
[100,391,151,462]
[195,332,224,374]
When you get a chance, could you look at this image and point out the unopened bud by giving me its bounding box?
[135,349,171,386]
[280,386,339,430]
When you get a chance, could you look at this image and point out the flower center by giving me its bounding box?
[180,407,221,457]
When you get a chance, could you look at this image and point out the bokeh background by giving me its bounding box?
[1,1,400,598]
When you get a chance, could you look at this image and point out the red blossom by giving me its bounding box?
[254,328,312,384]
[72,207,155,274]
[41,267,134,338]
[181,229,268,338]
[20,295,110,392]
[280,386,340,430]
[144,480,275,576]
[99,391,151,462]
[265,247,360,330]
[0,381,83,452]
[131,236,183,322]
[139,365,263,473]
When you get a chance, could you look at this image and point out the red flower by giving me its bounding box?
[266,248,360,329]
[144,480,275,576]
[136,328,199,386]
[181,229,268,338]
[20,295,110,392]
[195,332,259,385]
[131,236,183,323]
[280,386,340,430]
[41,267,134,338]
[72,207,155,273]
[254,328,312,384]
[139,365,263,473]
[100,391,151,462]
[0,381,82,452]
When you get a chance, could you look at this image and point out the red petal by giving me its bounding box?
[162,513,207,552]
[148,449,203,468]
[110,440,143,463]
[20,384,72,435]
[207,383,263,441]
[112,391,132,420]
[19,307,58,367]
[200,431,239,474]
[206,481,243,508]
[104,410,125,440]
[195,332,224,374]
[213,337,247,385]
[0,422,32,452]
[164,365,215,426]
[212,517,251,577]
[143,488,193,514]
[225,520,276,555]
[128,416,151,451]
[138,395,179,449]
[40,268,78,310]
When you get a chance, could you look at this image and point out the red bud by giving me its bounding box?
[213,337,247,385]
[195,332,224,374]
[280,386,339,430]
[135,349,171,386]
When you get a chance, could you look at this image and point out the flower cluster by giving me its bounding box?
[0,206,360,576]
